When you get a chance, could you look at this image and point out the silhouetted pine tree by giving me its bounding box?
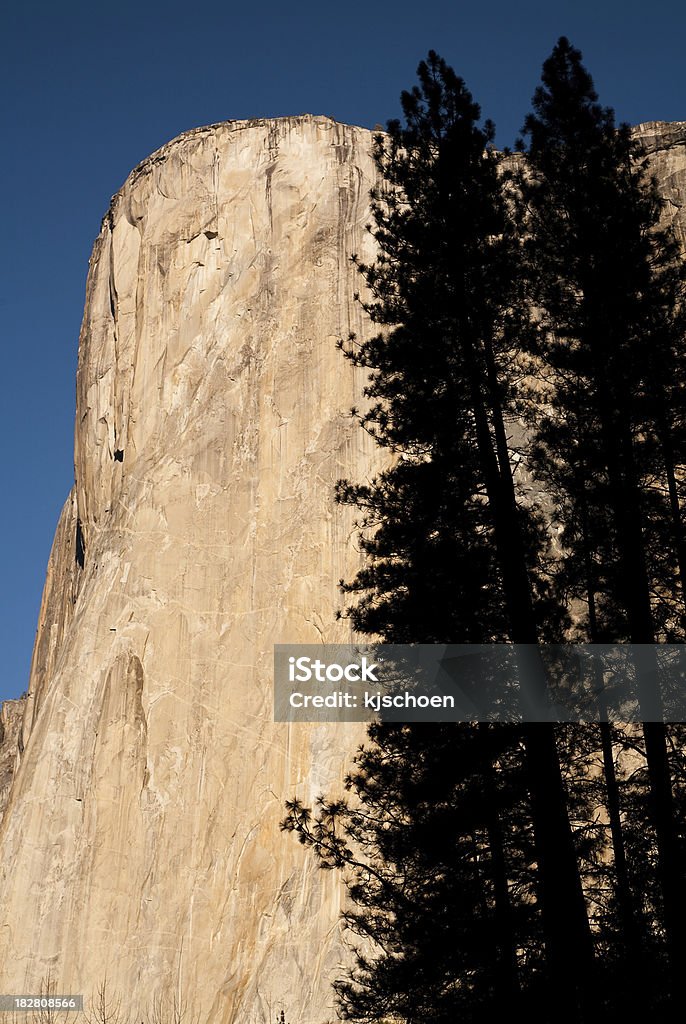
[283,723,544,1023]
[518,35,686,1006]
[344,51,597,1019]
[285,52,600,1023]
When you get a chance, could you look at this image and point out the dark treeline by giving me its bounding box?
[282,39,686,1023]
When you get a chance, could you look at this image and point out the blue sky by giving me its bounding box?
[2,0,686,705]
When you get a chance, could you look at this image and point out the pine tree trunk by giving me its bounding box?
[584,533,645,1002]
[463,332,595,1020]
[594,387,686,1004]
[657,418,686,623]
[598,716,647,1010]
[480,727,521,1008]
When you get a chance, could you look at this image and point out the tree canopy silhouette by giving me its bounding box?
[286,50,598,1023]
[284,39,686,1022]
[518,35,686,1001]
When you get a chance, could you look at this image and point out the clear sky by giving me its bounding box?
[2,0,685,705]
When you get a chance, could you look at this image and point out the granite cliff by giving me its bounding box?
[0,115,380,1024]
[1,116,686,1024]
[0,696,25,821]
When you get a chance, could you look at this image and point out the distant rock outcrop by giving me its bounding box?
[0,695,26,821]
[633,121,686,245]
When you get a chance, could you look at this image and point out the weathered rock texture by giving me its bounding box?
[2,115,686,1024]
[0,115,381,1024]
[634,121,686,246]
[0,696,26,822]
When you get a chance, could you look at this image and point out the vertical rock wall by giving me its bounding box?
[0,115,380,1024]
[0,696,26,821]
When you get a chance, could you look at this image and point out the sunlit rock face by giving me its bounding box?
[1,116,686,1024]
[633,121,686,246]
[0,696,26,821]
[0,115,380,1024]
